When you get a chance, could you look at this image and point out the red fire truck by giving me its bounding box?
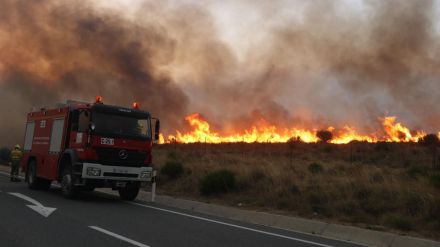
[20,96,160,201]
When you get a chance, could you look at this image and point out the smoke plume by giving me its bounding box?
[0,0,440,146]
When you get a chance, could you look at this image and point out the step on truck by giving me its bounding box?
[20,96,160,200]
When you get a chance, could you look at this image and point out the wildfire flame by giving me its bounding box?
[160,113,430,144]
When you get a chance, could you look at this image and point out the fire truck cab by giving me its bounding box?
[21,97,160,201]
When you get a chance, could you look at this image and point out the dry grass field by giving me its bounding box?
[152,142,440,240]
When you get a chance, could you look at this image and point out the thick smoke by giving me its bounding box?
[169,0,440,134]
[0,0,188,146]
[1,0,440,146]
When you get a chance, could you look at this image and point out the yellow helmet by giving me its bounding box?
[14,144,21,149]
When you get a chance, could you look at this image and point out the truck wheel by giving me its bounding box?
[61,165,77,199]
[27,161,51,190]
[118,182,140,201]
[27,161,39,189]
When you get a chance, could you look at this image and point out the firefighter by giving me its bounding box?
[10,144,22,182]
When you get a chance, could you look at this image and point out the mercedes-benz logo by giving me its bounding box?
[118,149,128,160]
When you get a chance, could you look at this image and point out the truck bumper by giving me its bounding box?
[81,162,153,182]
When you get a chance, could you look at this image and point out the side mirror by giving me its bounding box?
[154,119,160,141]
[89,122,96,132]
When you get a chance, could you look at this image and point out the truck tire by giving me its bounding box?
[118,182,140,201]
[27,160,51,190]
[61,164,77,199]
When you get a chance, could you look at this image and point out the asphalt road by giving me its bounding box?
[0,173,366,247]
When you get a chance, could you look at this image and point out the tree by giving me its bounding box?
[316,130,333,143]
[420,134,439,147]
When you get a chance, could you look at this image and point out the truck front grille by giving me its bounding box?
[96,148,146,167]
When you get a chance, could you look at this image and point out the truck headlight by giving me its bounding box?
[87,167,101,176]
[140,171,151,178]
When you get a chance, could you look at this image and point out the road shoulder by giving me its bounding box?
[103,187,440,247]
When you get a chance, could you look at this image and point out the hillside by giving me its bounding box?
[153,142,440,240]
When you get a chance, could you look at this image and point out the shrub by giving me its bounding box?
[200,169,236,195]
[290,184,301,195]
[355,186,372,200]
[160,161,184,179]
[430,174,440,189]
[420,134,440,168]
[308,192,331,216]
[235,177,250,191]
[287,136,302,145]
[308,192,328,205]
[0,147,10,164]
[276,198,291,209]
[420,134,439,147]
[167,151,181,161]
[369,173,384,183]
[404,193,424,216]
[427,199,440,230]
[406,166,428,178]
[360,189,398,216]
[428,199,440,220]
[338,201,357,216]
[250,169,265,182]
[385,214,414,231]
[308,162,323,174]
[316,130,333,143]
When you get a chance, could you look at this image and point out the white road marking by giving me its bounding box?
[8,192,57,217]
[89,226,150,247]
[129,202,334,247]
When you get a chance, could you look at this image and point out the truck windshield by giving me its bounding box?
[92,112,151,140]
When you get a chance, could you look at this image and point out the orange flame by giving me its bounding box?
[160,114,429,144]
[382,116,425,142]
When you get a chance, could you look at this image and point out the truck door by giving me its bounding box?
[68,109,90,148]
[46,118,66,179]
